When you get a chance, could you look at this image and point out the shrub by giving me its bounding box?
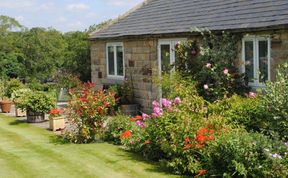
[262,63,288,141]
[3,78,24,98]
[102,114,133,144]
[204,131,288,177]
[16,90,55,113]
[63,82,116,143]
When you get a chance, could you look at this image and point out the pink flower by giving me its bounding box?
[248,92,257,98]
[174,97,181,105]
[153,107,163,117]
[162,98,172,108]
[152,100,160,108]
[204,84,209,90]
[142,113,150,121]
[223,68,229,75]
[136,120,146,128]
[206,63,212,68]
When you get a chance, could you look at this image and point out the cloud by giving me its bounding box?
[0,0,35,9]
[105,0,143,6]
[15,15,25,22]
[85,12,98,19]
[66,3,90,12]
[39,2,55,11]
[57,17,67,23]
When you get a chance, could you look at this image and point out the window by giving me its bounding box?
[158,39,186,74]
[242,36,271,87]
[106,43,124,79]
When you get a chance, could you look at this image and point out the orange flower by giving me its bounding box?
[120,130,132,139]
[195,144,204,149]
[144,140,151,145]
[184,137,190,142]
[183,144,193,150]
[130,115,142,122]
[195,170,206,177]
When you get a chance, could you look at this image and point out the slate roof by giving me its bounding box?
[89,0,288,39]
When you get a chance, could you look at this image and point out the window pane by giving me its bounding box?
[160,44,171,73]
[244,41,254,82]
[108,46,115,75]
[116,46,123,76]
[259,40,268,82]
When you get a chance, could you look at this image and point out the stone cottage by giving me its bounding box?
[89,0,288,113]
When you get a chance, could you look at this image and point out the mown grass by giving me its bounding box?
[0,114,183,178]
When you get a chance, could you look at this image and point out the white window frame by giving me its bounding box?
[242,36,271,88]
[106,42,124,80]
[157,38,187,76]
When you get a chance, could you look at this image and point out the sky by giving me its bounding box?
[0,0,143,32]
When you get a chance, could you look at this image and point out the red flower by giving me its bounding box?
[130,115,142,122]
[195,170,206,177]
[184,137,190,142]
[195,134,206,144]
[120,130,132,139]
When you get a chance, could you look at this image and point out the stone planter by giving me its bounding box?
[27,110,45,123]
[49,116,65,131]
[0,100,12,113]
[15,106,26,117]
[121,104,139,116]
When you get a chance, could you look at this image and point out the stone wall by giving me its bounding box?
[90,38,158,113]
[91,29,288,112]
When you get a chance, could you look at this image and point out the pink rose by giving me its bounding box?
[153,107,163,117]
[206,63,212,68]
[248,92,257,98]
[204,84,209,90]
[174,97,181,105]
[223,68,229,75]
[142,113,150,121]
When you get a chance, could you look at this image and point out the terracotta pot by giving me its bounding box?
[49,116,65,131]
[27,110,45,123]
[121,104,139,116]
[0,100,12,113]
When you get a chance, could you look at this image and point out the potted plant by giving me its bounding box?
[17,91,55,123]
[120,76,139,116]
[49,108,65,131]
[0,79,23,113]
[11,88,31,117]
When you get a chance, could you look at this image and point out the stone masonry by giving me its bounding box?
[91,30,288,113]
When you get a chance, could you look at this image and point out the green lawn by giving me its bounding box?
[0,114,182,178]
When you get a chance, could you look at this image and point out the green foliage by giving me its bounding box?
[62,32,90,81]
[204,131,288,177]
[102,114,133,144]
[175,31,248,101]
[262,63,288,141]
[17,91,56,113]
[2,78,24,98]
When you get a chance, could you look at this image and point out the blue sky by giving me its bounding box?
[0,0,143,32]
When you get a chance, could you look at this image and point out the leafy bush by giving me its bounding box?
[17,90,55,113]
[62,82,116,143]
[262,63,288,141]
[102,114,132,144]
[204,131,288,177]
[3,78,24,98]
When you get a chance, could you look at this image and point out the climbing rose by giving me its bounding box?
[248,92,257,98]
[206,63,212,68]
[174,97,181,105]
[162,98,172,108]
[204,84,209,90]
[223,68,229,75]
[120,130,132,139]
